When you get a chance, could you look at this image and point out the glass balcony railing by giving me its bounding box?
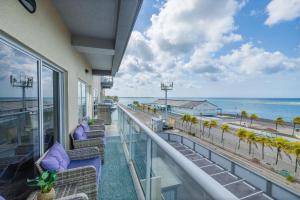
[117,104,238,200]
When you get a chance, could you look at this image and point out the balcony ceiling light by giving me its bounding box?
[19,0,36,13]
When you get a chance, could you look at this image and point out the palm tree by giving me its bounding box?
[291,142,300,172]
[271,137,289,165]
[255,136,272,160]
[185,115,192,129]
[245,131,257,155]
[236,128,247,149]
[292,117,300,136]
[208,120,218,138]
[189,116,198,134]
[240,110,248,125]
[220,124,230,144]
[275,117,285,130]
[249,114,258,127]
[181,114,187,127]
[153,108,157,114]
[202,121,209,137]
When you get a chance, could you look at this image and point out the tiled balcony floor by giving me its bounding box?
[99,111,137,200]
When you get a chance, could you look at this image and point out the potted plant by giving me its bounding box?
[88,119,95,125]
[27,171,57,200]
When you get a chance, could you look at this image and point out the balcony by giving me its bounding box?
[101,76,114,89]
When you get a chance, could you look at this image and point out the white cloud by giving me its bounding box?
[265,0,300,26]
[220,43,300,74]
[111,0,300,96]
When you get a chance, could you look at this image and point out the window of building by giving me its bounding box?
[78,80,87,121]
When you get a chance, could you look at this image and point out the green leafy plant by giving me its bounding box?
[88,119,95,125]
[27,171,58,193]
[286,175,296,182]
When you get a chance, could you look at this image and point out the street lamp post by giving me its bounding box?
[161,82,173,126]
[10,72,33,110]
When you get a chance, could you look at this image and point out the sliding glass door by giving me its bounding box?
[0,40,40,199]
[42,66,60,151]
[0,37,64,199]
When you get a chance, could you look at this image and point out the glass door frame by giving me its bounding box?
[39,61,65,154]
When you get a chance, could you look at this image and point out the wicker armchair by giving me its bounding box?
[35,147,100,200]
[27,192,89,200]
[71,126,105,163]
[93,119,105,126]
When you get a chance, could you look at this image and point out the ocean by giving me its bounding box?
[119,97,300,122]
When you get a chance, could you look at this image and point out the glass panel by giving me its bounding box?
[78,81,82,121]
[0,41,39,199]
[82,82,86,117]
[119,107,215,200]
[78,81,87,121]
[42,66,60,151]
[150,142,213,200]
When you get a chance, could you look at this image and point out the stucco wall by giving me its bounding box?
[0,0,95,146]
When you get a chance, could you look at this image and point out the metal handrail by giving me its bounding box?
[118,104,238,200]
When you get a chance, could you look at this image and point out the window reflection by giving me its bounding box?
[78,81,87,121]
[42,66,60,151]
[0,41,39,199]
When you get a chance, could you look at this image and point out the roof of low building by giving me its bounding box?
[154,99,218,109]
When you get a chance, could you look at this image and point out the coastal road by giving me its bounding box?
[125,106,300,179]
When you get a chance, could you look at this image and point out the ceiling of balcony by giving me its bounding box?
[53,0,142,76]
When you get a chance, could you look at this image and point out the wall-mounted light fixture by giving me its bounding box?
[19,0,36,14]
[85,69,89,74]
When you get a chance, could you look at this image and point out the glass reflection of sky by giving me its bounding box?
[0,42,37,98]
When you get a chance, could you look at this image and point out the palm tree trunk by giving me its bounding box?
[293,124,296,136]
[248,142,251,155]
[202,126,205,137]
[276,123,278,130]
[208,128,211,137]
[250,119,253,127]
[240,116,242,125]
[295,158,298,173]
[262,144,265,160]
[238,139,241,149]
[221,130,224,144]
[276,148,280,165]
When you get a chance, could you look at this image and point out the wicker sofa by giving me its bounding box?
[71,125,105,163]
[35,143,101,200]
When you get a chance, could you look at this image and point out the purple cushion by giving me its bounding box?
[41,142,70,172]
[50,142,70,168]
[68,157,101,184]
[74,126,87,140]
[80,123,90,132]
[41,155,64,172]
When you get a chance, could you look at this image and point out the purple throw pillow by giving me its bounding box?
[49,142,70,169]
[41,155,64,172]
[80,123,90,132]
[74,126,87,140]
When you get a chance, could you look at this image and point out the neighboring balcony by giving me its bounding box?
[101,76,113,89]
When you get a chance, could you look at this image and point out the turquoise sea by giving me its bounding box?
[119,97,300,122]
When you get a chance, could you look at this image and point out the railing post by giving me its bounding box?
[145,136,151,200]
[129,119,133,160]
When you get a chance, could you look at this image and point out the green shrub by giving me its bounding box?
[286,175,296,182]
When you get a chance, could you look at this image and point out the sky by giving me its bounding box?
[107,0,300,98]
